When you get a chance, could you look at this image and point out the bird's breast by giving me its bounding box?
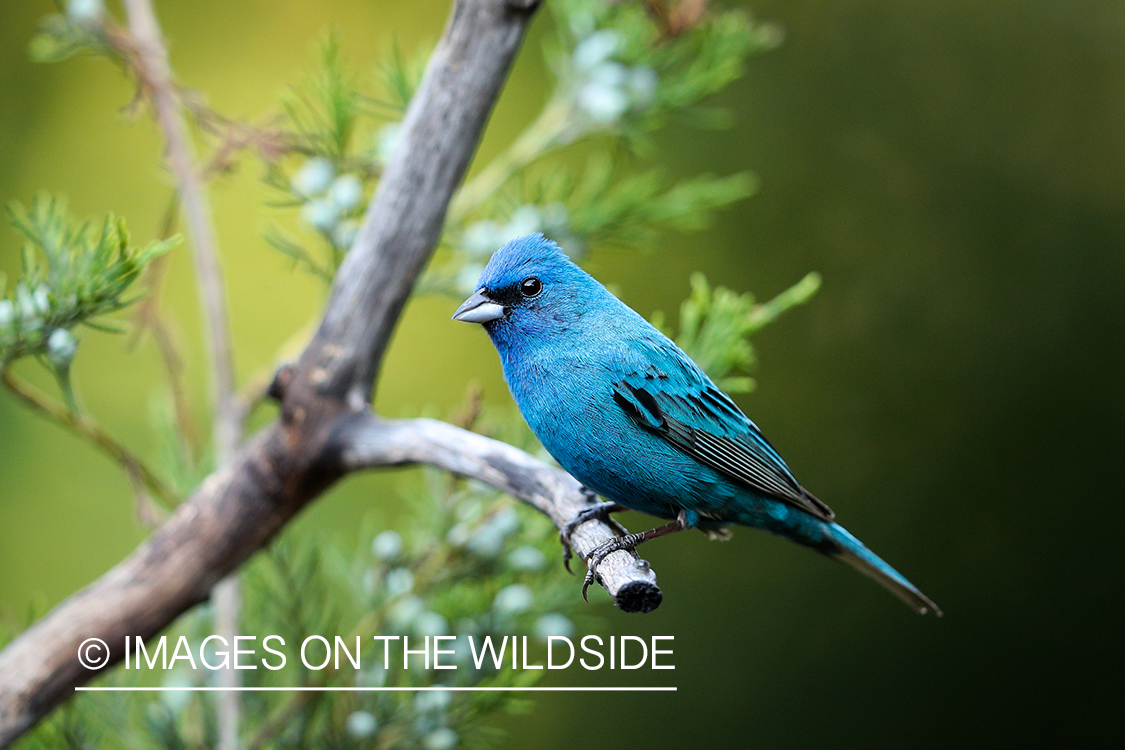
[499,351,734,519]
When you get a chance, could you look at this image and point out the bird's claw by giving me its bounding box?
[582,570,597,602]
[558,494,625,575]
[560,529,575,575]
[579,532,645,601]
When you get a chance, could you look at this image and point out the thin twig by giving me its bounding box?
[121,1,244,747]
[0,370,177,508]
[131,192,205,463]
[122,0,242,460]
[447,94,572,223]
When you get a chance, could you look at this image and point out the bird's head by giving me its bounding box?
[451,233,601,347]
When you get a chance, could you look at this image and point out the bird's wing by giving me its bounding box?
[611,357,835,521]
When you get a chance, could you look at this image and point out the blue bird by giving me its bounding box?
[453,234,941,616]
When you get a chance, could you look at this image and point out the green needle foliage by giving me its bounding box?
[28,9,115,65]
[263,35,396,279]
[442,0,780,279]
[562,161,759,249]
[0,195,177,374]
[656,272,822,394]
[261,0,783,295]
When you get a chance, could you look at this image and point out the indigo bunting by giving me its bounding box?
[453,234,940,615]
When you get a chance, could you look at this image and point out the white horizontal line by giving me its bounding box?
[76,686,676,692]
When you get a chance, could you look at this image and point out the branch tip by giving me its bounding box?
[614,580,664,614]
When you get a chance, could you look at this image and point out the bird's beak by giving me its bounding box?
[452,289,506,324]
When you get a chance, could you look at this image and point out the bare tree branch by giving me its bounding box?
[0,427,296,748]
[0,1,545,745]
[336,415,662,610]
[299,0,544,409]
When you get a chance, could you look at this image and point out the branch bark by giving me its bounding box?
[336,415,661,609]
[299,0,541,409]
[0,1,664,746]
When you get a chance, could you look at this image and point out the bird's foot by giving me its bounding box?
[559,493,627,574]
[580,511,695,601]
[581,530,650,601]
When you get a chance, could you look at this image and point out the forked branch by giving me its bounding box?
[0,2,667,747]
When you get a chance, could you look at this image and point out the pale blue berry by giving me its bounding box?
[46,329,78,367]
[66,0,103,23]
[159,673,194,714]
[450,638,474,667]
[454,263,486,297]
[414,611,449,638]
[371,530,404,562]
[537,204,585,260]
[346,710,379,738]
[627,67,658,106]
[332,219,360,250]
[507,545,546,572]
[414,688,452,713]
[462,221,506,259]
[15,285,39,326]
[446,522,472,548]
[291,157,335,196]
[423,727,459,750]
[375,123,403,165]
[464,524,505,559]
[384,567,415,596]
[589,60,628,89]
[328,174,364,211]
[504,205,543,239]
[493,584,534,615]
[455,495,485,522]
[357,662,388,688]
[540,202,569,231]
[489,507,521,537]
[534,613,574,641]
[300,198,340,233]
[31,287,50,317]
[454,618,480,638]
[577,80,629,125]
[573,30,621,72]
[389,595,425,630]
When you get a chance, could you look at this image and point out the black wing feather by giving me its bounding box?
[613,380,835,521]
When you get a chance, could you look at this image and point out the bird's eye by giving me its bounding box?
[520,276,543,298]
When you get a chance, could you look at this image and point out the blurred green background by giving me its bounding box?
[2,0,1122,747]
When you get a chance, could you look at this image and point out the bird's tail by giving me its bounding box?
[816,522,942,616]
[726,502,941,615]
